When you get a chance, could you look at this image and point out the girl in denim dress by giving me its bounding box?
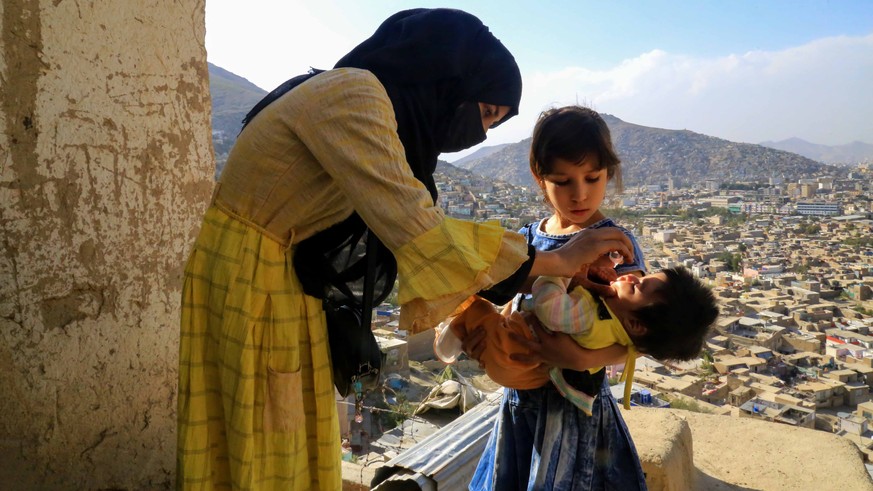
[468,106,649,490]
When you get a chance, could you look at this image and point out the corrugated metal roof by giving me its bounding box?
[371,390,503,490]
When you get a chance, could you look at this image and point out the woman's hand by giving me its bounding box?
[508,315,628,371]
[460,326,488,368]
[530,227,633,278]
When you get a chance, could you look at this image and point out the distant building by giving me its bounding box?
[760,265,785,275]
[610,382,671,409]
[738,397,815,428]
[705,196,741,209]
[857,400,873,422]
[839,414,868,436]
[446,205,473,216]
[799,183,815,198]
[796,201,842,216]
[653,229,676,243]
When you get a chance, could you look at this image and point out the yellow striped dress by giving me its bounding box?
[177,68,529,490]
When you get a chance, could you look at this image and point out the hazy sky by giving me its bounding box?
[206,0,873,160]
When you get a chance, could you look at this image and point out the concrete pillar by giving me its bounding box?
[0,1,213,488]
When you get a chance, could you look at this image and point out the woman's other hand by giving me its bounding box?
[508,315,628,371]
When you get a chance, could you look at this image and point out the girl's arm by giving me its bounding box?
[508,315,628,370]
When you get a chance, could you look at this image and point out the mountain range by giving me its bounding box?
[207,63,867,184]
[208,63,268,170]
[456,115,848,188]
[758,138,873,166]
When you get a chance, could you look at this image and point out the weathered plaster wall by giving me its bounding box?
[0,1,214,488]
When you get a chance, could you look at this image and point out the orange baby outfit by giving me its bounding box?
[449,297,550,389]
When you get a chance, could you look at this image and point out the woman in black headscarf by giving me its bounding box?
[177,8,632,490]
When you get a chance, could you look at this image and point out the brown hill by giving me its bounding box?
[456,114,838,188]
[206,64,843,187]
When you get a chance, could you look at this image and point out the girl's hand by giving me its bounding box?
[590,253,616,270]
[508,315,628,371]
[530,227,633,278]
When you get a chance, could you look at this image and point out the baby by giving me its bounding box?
[436,265,719,414]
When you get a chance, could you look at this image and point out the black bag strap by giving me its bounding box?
[361,229,378,340]
[352,228,380,389]
[350,234,380,405]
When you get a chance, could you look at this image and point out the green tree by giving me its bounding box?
[717,251,743,272]
[800,223,821,235]
[667,397,711,413]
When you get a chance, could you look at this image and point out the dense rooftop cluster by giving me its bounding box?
[430,160,873,461]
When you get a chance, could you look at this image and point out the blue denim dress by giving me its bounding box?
[469,218,648,491]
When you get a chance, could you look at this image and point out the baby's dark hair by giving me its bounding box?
[529,105,622,193]
[631,267,719,361]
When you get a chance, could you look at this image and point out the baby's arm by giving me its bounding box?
[525,276,597,335]
[508,315,628,371]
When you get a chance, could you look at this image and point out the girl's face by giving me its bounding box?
[540,154,608,230]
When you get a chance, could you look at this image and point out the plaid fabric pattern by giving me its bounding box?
[177,69,529,489]
[177,206,340,490]
[396,219,528,333]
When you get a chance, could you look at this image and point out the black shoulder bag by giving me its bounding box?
[294,214,395,399]
[322,229,384,398]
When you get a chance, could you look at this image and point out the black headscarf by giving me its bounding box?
[334,8,522,200]
[242,8,523,307]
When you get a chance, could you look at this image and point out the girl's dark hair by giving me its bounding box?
[529,106,622,194]
[631,267,720,361]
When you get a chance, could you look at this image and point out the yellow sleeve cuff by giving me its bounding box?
[395,218,528,333]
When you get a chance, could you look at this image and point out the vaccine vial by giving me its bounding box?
[609,251,624,266]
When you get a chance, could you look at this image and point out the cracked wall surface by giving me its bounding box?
[0,1,214,488]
